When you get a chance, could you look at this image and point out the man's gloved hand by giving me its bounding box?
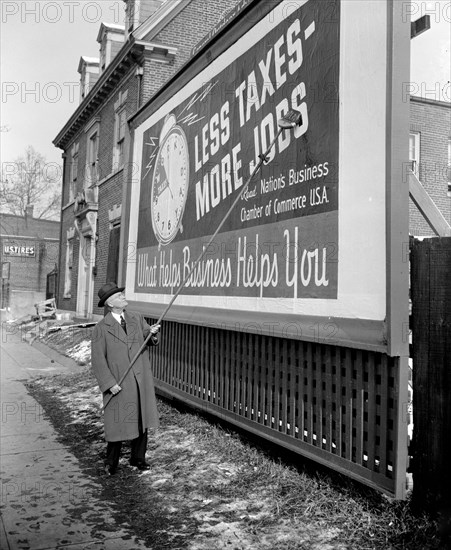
[149,324,160,335]
[109,384,122,395]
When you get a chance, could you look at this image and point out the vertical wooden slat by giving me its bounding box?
[194,325,201,398]
[213,329,223,405]
[204,326,210,402]
[267,337,274,428]
[343,349,354,462]
[387,359,396,476]
[187,323,193,395]
[235,334,242,414]
[183,320,190,393]
[247,333,254,420]
[314,344,322,447]
[260,336,268,425]
[355,350,364,466]
[164,321,171,385]
[379,354,389,476]
[288,340,296,437]
[273,338,281,431]
[217,330,223,406]
[253,334,261,423]
[336,347,344,457]
[366,352,376,469]
[200,325,206,400]
[175,321,181,389]
[281,339,288,434]
[296,342,305,439]
[324,346,333,453]
[229,331,236,412]
[305,342,313,444]
[224,330,231,410]
[242,332,250,418]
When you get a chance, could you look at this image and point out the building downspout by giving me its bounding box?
[56,152,67,308]
[135,66,144,110]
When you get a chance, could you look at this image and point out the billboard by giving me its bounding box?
[126,0,410,352]
[135,0,338,300]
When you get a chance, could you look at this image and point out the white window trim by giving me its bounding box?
[85,119,100,187]
[113,91,128,172]
[70,141,79,202]
[63,228,75,299]
[409,131,420,178]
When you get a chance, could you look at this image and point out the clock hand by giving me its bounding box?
[166,179,174,199]
[158,156,175,199]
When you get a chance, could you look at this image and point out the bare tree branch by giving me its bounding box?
[0,145,62,220]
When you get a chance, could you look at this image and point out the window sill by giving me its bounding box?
[98,166,124,186]
[62,200,75,211]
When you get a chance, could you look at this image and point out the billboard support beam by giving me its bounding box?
[409,171,451,236]
[386,0,411,500]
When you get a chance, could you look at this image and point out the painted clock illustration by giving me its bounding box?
[150,113,189,245]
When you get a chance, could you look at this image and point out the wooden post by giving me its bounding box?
[411,237,451,511]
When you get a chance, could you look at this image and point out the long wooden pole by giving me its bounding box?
[102,111,301,412]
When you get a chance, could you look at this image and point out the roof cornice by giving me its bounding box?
[133,0,188,41]
[53,38,158,150]
[410,95,451,109]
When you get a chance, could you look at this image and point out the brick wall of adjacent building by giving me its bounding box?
[1,238,59,293]
[58,207,79,311]
[409,96,451,236]
[141,0,240,101]
[1,213,60,316]
[93,171,125,317]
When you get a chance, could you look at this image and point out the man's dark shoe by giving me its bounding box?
[129,458,150,470]
[104,464,116,476]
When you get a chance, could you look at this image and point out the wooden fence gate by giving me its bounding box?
[410,236,451,510]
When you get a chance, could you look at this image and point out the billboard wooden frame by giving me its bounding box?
[122,0,410,358]
[120,0,410,499]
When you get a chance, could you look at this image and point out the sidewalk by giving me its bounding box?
[0,330,150,550]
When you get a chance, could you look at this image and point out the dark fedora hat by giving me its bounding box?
[98,282,125,307]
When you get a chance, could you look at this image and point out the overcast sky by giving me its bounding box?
[1,0,450,169]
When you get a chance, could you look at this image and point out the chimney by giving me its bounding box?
[25,205,34,218]
[97,23,125,74]
[124,0,164,38]
[78,57,100,102]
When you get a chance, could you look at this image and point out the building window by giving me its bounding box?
[409,132,420,178]
[87,128,99,186]
[64,238,74,299]
[106,224,121,283]
[113,91,128,171]
[117,109,126,169]
[100,42,106,73]
[125,0,137,36]
[70,142,79,202]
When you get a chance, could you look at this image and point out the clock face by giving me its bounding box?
[150,125,189,245]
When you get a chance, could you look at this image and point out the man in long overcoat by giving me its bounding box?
[91,282,160,475]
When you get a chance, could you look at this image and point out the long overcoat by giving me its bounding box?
[91,311,160,442]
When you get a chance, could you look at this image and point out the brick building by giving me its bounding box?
[409,96,451,236]
[0,208,59,317]
[53,0,241,319]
